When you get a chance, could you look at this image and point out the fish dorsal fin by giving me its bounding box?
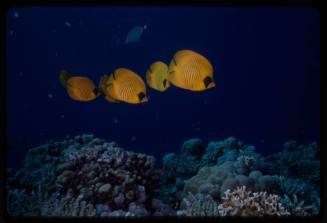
[59,70,71,87]
[175,49,194,59]
[114,68,142,83]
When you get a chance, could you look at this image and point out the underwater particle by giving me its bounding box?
[65,22,72,28]
[55,51,59,57]
[51,29,57,33]
[48,93,53,99]
[10,30,14,36]
[168,50,215,91]
[125,25,147,44]
[112,118,119,124]
[23,104,29,111]
[13,11,19,18]
[18,72,23,77]
[130,136,136,142]
[98,68,148,104]
[60,114,65,119]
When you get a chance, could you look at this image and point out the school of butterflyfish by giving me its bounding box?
[59,49,216,104]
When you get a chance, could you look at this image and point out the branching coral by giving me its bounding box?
[280,194,311,216]
[177,193,220,217]
[177,186,303,217]
[40,194,96,216]
[218,186,290,216]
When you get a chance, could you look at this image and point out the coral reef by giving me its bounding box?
[7,134,159,217]
[158,137,261,206]
[182,159,279,202]
[178,186,311,217]
[6,135,320,217]
[161,137,259,184]
[256,140,320,185]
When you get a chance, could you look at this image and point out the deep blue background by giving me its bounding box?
[6,7,320,169]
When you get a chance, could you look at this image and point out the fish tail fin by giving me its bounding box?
[59,70,71,87]
[145,69,151,83]
[107,73,115,85]
[98,74,116,96]
[98,73,120,103]
[97,74,108,96]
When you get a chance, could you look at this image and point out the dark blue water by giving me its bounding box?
[6,7,320,169]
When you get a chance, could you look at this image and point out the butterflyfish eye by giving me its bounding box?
[203,76,213,88]
[138,92,146,101]
[163,79,167,88]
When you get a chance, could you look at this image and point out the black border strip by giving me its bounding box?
[0,1,323,223]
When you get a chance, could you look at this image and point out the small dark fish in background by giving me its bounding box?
[125,25,147,44]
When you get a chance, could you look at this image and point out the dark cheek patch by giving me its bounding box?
[163,79,167,88]
[203,76,213,88]
[138,92,146,101]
